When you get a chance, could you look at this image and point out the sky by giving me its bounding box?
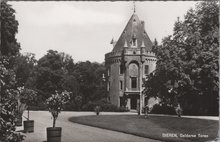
[9,1,198,63]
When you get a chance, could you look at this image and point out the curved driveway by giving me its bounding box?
[17,111,161,142]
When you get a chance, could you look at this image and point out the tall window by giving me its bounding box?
[107,67,110,76]
[119,65,123,74]
[120,80,123,90]
[120,97,125,107]
[131,77,137,89]
[145,65,149,75]
[107,81,110,91]
[132,38,137,47]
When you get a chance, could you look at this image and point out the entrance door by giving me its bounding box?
[130,97,137,109]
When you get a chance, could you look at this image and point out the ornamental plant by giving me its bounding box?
[19,87,37,120]
[94,106,101,115]
[46,91,70,127]
[0,58,24,141]
[175,104,182,117]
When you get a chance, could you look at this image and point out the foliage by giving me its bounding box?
[14,53,37,88]
[150,104,176,115]
[73,61,106,105]
[1,1,20,67]
[17,101,27,116]
[82,99,128,112]
[34,50,69,99]
[74,95,83,110]
[175,104,182,117]
[0,1,24,141]
[19,87,37,107]
[19,87,37,120]
[94,106,101,115]
[32,50,78,102]
[0,58,25,141]
[30,50,106,110]
[144,1,219,116]
[46,91,70,127]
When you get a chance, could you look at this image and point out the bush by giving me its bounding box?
[150,104,176,115]
[94,106,101,115]
[63,102,78,111]
[29,105,47,111]
[82,99,128,112]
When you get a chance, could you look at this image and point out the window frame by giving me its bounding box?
[120,80,123,90]
[131,77,137,89]
[119,65,123,75]
[145,65,149,75]
[107,81,110,91]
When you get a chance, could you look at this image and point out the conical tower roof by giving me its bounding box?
[112,14,153,52]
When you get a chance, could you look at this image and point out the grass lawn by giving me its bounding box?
[69,115,218,142]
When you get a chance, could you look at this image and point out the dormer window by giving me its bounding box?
[130,34,137,48]
[132,38,137,47]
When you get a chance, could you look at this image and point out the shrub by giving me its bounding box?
[19,88,37,120]
[175,104,183,117]
[94,106,101,115]
[29,105,47,111]
[150,104,176,115]
[82,100,128,112]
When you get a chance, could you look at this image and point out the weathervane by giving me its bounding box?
[133,1,136,13]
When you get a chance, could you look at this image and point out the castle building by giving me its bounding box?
[105,11,157,112]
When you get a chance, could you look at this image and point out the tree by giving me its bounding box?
[0,1,24,141]
[144,1,219,116]
[34,50,72,99]
[30,49,107,110]
[61,74,81,110]
[73,61,106,105]
[14,53,37,88]
[0,58,25,141]
[1,0,20,67]
[46,91,70,128]
[31,50,82,111]
[19,88,37,120]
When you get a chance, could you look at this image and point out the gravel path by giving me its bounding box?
[17,111,161,142]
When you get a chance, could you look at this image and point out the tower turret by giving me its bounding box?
[105,8,156,113]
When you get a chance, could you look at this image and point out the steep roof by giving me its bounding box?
[112,14,153,52]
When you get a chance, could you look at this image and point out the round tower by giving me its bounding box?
[105,13,156,113]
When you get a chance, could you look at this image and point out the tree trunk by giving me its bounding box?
[27,106,29,120]
[53,117,56,128]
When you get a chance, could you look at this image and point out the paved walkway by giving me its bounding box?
[16,111,161,142]
[16,111,219,142]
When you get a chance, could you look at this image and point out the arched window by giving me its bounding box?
[129,63,139,77]
[129,63,139,89]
